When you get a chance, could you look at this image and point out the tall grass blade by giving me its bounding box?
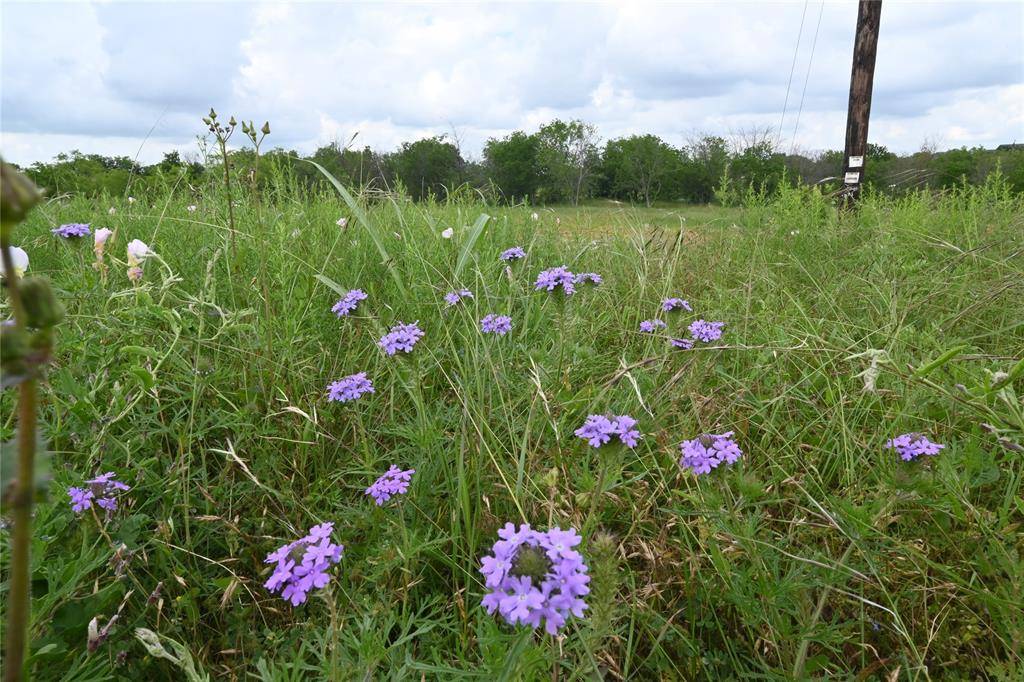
[304,159,407,297]
[454,213,491,280]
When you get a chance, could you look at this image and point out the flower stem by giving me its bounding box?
[582,453,609,539]
[0,242,36,682]
[3,377,36,682]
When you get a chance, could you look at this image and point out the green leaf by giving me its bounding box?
[914,344,969,377]
[454,212,491,280]
[119,345,160,359]
[129,366,156,390]
[313,273,348,297]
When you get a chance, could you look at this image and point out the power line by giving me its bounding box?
[777,0,809,150]
[790,2,825,155]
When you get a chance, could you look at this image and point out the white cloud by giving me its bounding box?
[2,1,1021,165]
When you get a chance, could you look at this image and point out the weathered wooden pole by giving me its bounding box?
[840,0,882,206]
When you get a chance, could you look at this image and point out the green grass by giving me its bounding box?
[2,174,1022,680]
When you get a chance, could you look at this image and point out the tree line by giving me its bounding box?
[16,119,1024,204]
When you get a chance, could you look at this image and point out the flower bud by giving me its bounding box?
[20,276,65,328]
[261,121,271,135]
[591,531,617,557]
[1,160,44,228]
[94,228,113,247]
[228,116,237,127]
[509,545,552,583]
[126,239,150,265]
[0,246,29,279]
[0,324,28,364]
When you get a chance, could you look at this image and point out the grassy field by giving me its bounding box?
[1,175,1022,680]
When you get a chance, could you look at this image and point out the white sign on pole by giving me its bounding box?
[849,155,864,168]
[844,172,861,184]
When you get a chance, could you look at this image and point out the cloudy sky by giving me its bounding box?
[2,1,1021,165]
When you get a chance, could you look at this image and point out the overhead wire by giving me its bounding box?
[776,0,810,151]
[790,2,826,155]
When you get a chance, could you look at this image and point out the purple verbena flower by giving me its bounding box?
[365,465,416,505]
[68,487,94,513]
[67,472,130,515]
[481,314,513,336]
[611,414,641,448]
[331,289,368,317]
[662,297,692,312]
[885,433,945,461]
[444,289,474,306]
[573,272,602,285]
[670,337,694,350]
[500,247,526,262]
[263,523,344,606]
[480,524,589,634]
[327,372,374,403]
[575,414,641,448]
[688,319,725,342]
[535,266,576,296]
[378,321,424,355]
[639,319,667,333]
[52,223,91,239]
[679,432,743,475]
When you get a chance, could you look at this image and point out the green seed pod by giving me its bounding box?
[1,323,28,363]
[19,276,64,328]
[1,160,44,228]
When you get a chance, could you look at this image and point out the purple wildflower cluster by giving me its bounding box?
[885,433,945,461]
[444,289,473,306]
[679,432,743,475]
[264,523,344,606]
[639,319,667,333]
[378,321,424,355]
[688,319,725,343]
[331,289,368,317]
[481,314,513,336]
[480,524,589,634]
[574,272,602,285]
[575,414,641,448]
[365,466,415,505]
[662,297,692,312]
[670,337,695,349]
[327,372,374,403]
[500,246,526,261]
[67,472,130,514]
[52,223,92,239]
[535,266,576,295]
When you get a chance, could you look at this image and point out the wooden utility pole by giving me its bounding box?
[841,0,882,206]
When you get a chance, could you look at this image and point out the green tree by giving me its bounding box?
[484,131,541,203]
[679,135,729,203]
[388,136,464,201]
[600,134,683,206]
[729,140,786,195]
[536,119,600,205]
[932,148,978,189]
